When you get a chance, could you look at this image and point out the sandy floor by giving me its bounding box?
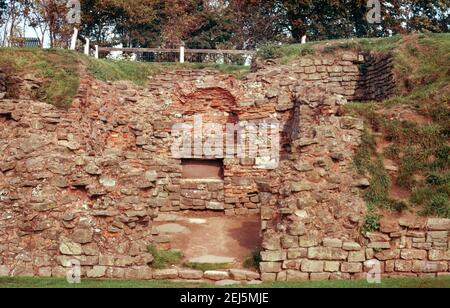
[154,212,262,267]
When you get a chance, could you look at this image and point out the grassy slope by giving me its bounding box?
[0,48,250,108]
[0,277,449,288]
[0,48,82,108]
[346,34,450,222]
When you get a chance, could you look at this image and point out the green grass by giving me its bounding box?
[344,33,450,219]
[0,48,250,108]
[353,128,404,214]
[184,263,233,272]
[148,245,183,269]
[87,59,250,84]
[258,35,405,63]
[0,277,448,288]
[243,248,262,270]
[0,48,82,108]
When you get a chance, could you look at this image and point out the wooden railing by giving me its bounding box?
[95,46,256,64]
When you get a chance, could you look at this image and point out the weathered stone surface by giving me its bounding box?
[286,270,309,281]
[343,242,362,251]
[206,202,225,211]
[374,249,400,261]
[260,262,282,273]
[427,218,450,231]
[412,261,448,273]
[348,251,366,262]
[179,269,203,280]
[401,249,427,260]
[153,269,178,280]
[324,262,340,273]
[87,266,107,278]
[368,242,391,250]
[366,232,391,242]
[308,247,348,261]
[204,271,230,281]
[395,260,413,272]
[188,255,235,265]
[341,262,363,273]
[59,238,82,256]
[380,218,401,233]
[261,251,286,262]
[229,269,260,281]
[0,54,440,283]
[71,228,93,244]
[0,266,10,277]
[301,260,324,273]
[156,224,190,234]
[428,250,450,261]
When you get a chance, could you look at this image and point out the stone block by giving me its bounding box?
[286,270,309,281]
[401,249,427,260]
[395,261,413,272]
[427,218,450,231]
[153,269,179,280]
[412,261,448,273]
[260,262,282,273]
[348,251,366,262]
[308,247,348,261]
[261,251,286,262]
[179,269,203,280]
[204,271,230,281]
[343,242,362,251]
[341,262,363,273]
[323,238,343,248]
[301,260,324,273]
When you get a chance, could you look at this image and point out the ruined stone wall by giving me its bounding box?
[259,213,450,281]
[357,53,396,101]
[2,52,447,282]
[255,51,395,102]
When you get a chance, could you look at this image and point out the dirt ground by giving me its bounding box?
[154,212,262,267]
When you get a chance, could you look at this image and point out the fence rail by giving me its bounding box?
[96,46,255,65]
[97,47,256,55]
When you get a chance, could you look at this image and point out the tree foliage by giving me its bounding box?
[2,0,449,48]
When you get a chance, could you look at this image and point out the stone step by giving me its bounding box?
[188,255,235,265]
[156,223,190,234]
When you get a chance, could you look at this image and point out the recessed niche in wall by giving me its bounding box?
[181,159,224,180]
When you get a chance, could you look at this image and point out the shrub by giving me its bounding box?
[420,193,450,218]
[362,209,381,234]
[257,43,283,59]
[148,245,183,269]
[243,248,262,270]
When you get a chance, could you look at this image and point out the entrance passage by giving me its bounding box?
[154,212,261,269]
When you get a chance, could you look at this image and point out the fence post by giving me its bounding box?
[301,35,307,44]
[179,44,185,63]
[70,28,78,50]
[84,38,90,55]
[95,45,99,59]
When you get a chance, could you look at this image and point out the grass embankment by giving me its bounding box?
[260,33,449,225]
[0,48,250,108]
[0,48,81,108]
[0,277,448,289]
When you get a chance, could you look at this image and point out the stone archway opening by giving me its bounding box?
[152,87,263,270]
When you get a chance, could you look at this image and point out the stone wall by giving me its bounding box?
[254,51,395,102]
[2,51,447,282]
[356,53,396,101]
